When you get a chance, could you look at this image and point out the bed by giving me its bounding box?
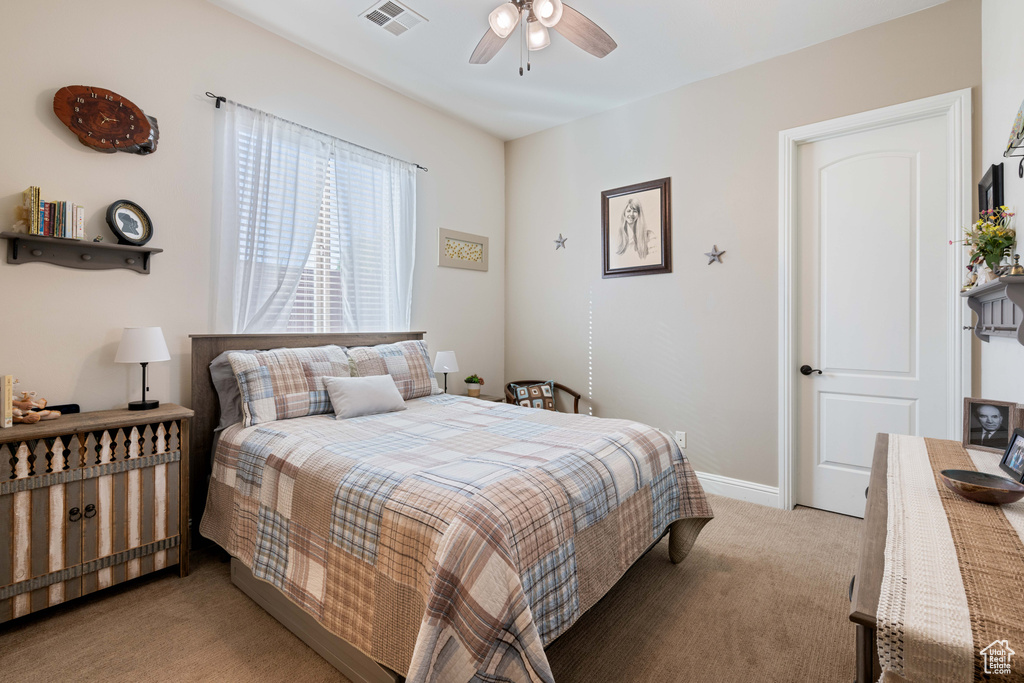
[190,332,712,683]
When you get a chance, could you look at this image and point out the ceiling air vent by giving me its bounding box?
[361,0,427,37]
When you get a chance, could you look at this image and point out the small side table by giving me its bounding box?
[474,394,506,403]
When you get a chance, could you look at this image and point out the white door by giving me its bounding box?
[794,111,957,518]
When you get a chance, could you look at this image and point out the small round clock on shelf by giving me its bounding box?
[52,85,159,155]
[106,200,153,246]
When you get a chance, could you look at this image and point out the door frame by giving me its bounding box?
[777,88,973,511]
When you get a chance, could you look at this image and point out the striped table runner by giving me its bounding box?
[878,435,1024,682]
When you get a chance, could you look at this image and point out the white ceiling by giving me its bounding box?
[209,0,950,140]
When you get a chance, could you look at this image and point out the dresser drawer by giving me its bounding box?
[0,415,188,623]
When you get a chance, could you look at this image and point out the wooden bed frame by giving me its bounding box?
[189,331,424,683]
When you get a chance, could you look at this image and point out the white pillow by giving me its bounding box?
[323,375,406,419]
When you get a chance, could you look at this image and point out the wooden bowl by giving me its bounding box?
[939,469,1024,505]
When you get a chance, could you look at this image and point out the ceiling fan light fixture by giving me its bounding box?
[533,0,563,28]
[488,2,519,39]
[527,21,550,51]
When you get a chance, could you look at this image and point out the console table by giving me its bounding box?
[0,404,192,623]
[850,433,1024,681]
[849,433,888,682]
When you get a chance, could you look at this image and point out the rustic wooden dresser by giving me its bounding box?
[0,403,192,623]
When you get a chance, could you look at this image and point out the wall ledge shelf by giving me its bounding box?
[1,231,162,274]
[961,275,1024,344]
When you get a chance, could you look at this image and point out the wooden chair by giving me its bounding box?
[504,380,581,414]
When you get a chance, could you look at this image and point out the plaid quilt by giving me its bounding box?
[201,395,713,682]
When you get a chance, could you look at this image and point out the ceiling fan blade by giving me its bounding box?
[470,27,513,64]
[553,4,617,58]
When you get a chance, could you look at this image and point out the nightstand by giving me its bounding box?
[476,394,506,403]
[0,403,193,623]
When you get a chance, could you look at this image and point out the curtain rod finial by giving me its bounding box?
[205,92,227,108]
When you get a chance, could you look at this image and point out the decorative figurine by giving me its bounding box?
[554,234,568,250]
[1011,254,1024,276]
[12,391,61,423]
[961,264,977,292]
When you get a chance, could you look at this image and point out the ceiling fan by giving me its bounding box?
[470,0,617,73]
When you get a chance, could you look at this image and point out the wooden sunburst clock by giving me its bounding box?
[52,85,159,155]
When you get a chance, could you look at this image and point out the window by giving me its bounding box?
[288,162,343,333]
[215,102,416,334]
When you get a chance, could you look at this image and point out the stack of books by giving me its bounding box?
[19,186,85,240]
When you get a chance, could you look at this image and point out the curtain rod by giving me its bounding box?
[204,92,428,172]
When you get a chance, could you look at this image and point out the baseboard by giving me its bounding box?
[695,471,781,508]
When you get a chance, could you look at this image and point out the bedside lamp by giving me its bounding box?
[433,351,458,394]
[115,327,170,411]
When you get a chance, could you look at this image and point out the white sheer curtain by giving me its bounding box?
[213,101,417,333]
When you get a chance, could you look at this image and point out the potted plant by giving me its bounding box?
[955,207,1016,286]
[464,374,484,398]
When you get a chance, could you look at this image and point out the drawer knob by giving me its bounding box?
[68,507,82,522]
[84,504,97,519]
[81,254,92,262]
[30,249,42,257]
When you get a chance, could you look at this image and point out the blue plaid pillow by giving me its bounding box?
[228,345,350,427]
[347,340,440,400]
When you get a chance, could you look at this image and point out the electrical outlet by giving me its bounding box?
[674,431,686,449]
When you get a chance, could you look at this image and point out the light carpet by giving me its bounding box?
[0,495,860,682]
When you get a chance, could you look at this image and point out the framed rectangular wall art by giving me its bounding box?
[438,228,488,272]
[601,177,672,278]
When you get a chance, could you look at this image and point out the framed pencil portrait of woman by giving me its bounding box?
[601,177,672,278]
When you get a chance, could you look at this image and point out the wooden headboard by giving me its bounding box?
[188,331,426,544]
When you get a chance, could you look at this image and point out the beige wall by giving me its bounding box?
[0,0,505,412]
[505,0,982,487]
[978,0,1024,403]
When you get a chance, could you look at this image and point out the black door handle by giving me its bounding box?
[800,365,823,376]
[84,504,97,519]
[68,507,82,522]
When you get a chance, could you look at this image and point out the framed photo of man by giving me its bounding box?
[962,397,1018,454]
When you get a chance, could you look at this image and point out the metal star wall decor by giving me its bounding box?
[704,245,725,265]
[554,233,568,250]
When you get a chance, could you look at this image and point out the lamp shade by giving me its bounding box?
[115,327,170,364]
[488,2,519,39]
[433,351,459,374]
[527,21,550,50]
[533,0,563,28]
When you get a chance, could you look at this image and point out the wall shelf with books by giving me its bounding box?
[0,232,162,274]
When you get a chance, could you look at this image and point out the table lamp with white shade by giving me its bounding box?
[115,327,170,411]
[433,351,458,394]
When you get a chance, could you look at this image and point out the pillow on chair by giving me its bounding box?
[509,381,556,411]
